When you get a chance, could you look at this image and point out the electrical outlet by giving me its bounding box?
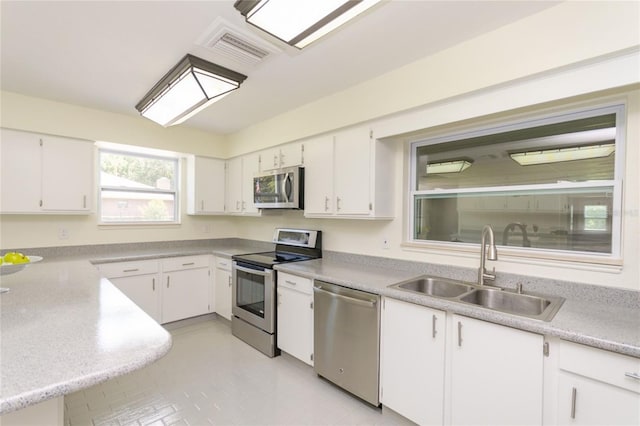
[58,227,69,240]
[382,237,390,250]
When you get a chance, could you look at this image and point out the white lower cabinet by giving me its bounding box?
[450,314,544,426]
[380,305,545,425]
[97,260,161,322]
[214,256,233,321]
[277,272,314,365]
[98,255,212,325]
[556,340,640,425]
[161,256,211,324]
[381,298,446,425]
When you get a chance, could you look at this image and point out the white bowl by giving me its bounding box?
[0,255,43,276]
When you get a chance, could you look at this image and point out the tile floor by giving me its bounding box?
[65,316,411,425]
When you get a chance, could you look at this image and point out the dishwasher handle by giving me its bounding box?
[314,285,377,308]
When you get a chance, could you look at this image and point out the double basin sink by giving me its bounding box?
[389,276,564,322]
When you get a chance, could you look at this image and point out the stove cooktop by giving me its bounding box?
[233,251,316,268]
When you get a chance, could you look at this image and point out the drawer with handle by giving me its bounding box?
[162,255,210,272]
[215,256,232,271]
[559,340,640,394]
[278,271,312,294]
[97,259,159,278]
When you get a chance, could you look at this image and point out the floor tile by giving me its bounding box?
[65,317,412,425]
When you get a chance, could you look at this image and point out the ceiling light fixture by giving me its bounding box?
[510,143,615,166]
[234,0,382,49]
[426,160,473,175]
[135,54,247,127]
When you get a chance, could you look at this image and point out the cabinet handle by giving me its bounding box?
[242,201,246,211]
[285,280,297,286]
[336,196,342,211]
[324,196,329,212]
[432,315,437,338]
[182,262,195,266]
[570,387,577,419]
[457,321,463,347]
[625,372,640,380]
[201,200,204,210]
[236,201,240,210]
[277,292,282,305]
[123,268,139,273]
[273,154,278,168]
[152,278,155,291]
[83,195,87,209]
[228,276,232,287]
[167,276,170,288]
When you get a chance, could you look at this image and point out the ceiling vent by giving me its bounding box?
[196,17,281,67]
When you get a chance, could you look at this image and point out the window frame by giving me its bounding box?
[98,147,181,226]
[407,102,626,263]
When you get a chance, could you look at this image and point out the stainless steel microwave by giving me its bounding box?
[253,166,304,209]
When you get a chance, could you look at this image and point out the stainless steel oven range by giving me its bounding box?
[231,228,322,357]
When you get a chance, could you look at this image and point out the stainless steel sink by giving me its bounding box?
[390,276,475,298]
[388,276,564,321]
[458,288,563,321]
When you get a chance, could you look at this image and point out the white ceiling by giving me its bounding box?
[0,1,559,135]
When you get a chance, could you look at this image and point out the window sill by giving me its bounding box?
[401,240,623,273]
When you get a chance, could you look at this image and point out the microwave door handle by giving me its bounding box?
[282,173,292,203]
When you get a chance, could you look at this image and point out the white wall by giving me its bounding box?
[1,1,638,290]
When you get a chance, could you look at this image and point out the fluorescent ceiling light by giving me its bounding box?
[234,0,382,49]
[426,160,473,174]
[135,54,247,127]
[510,144,615,166]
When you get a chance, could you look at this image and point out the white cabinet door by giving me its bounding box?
[556,339,640,425]
[279,142,304,169]
[450,314,544,426]
[110,274,161,322]
[214,266,232,321]
[187,156,225,214]
[241,152,261,214]
[259,142,304,171]
[558,371,640,425]
[381,298,446,425]
[97,259,161,323]
[303,135,334,216]
[0,129,93,213]
[225,154,261,215]
[41,135,93,212]
[0,129,41,212]
[161,267,210,324]
[334,125,371,216]
[277,272,313,365]
[225,157,243,213]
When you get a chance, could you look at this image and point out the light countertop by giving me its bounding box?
[0,259,172,415]
[1,239,638,417]
[276,258,640,358]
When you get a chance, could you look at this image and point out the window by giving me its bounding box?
[409,104,624,259]
[99,149,179,224]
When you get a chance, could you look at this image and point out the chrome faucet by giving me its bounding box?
[478,225,498,286]
[502,222,531,247]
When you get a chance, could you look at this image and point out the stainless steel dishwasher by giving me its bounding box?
[313,280,381,406]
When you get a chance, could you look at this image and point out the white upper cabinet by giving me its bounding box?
[303,124,394,219]
[0,128,94,214]
[302,135,334,215]
[186,156,225,215]
[225,153,261,216]
[259,142,304,171]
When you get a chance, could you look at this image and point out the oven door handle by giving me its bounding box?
[234,264,272,277]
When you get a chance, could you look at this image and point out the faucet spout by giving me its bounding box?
[478,225,498,286]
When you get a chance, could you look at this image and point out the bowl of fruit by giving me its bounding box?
[0,252,43,275]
